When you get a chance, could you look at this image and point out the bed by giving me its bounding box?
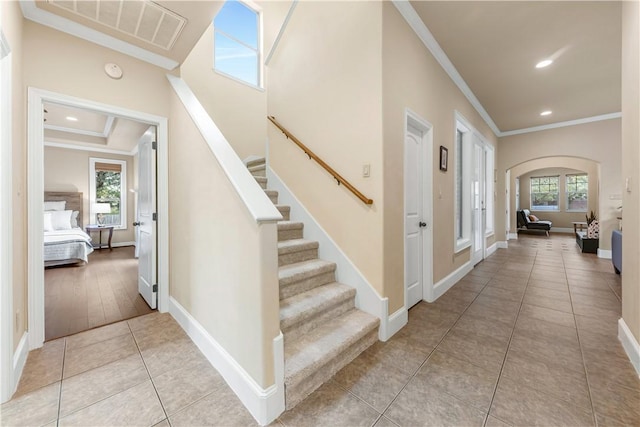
[44,192,94,267]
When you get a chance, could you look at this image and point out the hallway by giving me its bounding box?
[1,234,638,426]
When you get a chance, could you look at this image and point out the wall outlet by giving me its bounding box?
[362,164,370,178]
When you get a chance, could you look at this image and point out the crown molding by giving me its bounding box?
[391,0,622,139]
[19,0,178,71]
[500,112,622,137]
[392,0,501,137]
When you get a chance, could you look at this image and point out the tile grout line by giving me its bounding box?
[55,337,67,426]
[126,320,171,425]
[480,250,535,427]
[373,264,504,424]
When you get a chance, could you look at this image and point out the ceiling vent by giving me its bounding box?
[47,0,186,50]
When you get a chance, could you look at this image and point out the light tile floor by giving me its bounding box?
[2,234,639,426]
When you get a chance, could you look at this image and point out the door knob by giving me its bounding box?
[419,221,427,228]
[133,221,141,226]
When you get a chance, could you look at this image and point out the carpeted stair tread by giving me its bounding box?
[278,239,318,254]
[278,259,336,286]
[246,158,266,168]
[277,221,304,230]
[280,282,356,333]
[284,309,379,385]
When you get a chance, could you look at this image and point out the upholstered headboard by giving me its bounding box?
[44,191,83,227]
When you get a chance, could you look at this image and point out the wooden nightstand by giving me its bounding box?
[85,225,114,250]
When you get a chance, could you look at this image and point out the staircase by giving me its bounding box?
[246,158,380,410]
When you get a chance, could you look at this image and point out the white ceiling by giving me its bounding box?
[28,1,623,135]
[44,102,151,153]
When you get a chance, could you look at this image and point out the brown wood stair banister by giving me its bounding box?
[267,116,374,205]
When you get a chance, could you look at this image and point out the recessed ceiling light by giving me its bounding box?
[536,59,553,68]
[540,111,552,116]
[66,116,78,122]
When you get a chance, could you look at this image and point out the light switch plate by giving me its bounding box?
[362,164,370,178]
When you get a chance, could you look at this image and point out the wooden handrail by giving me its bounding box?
[268,116,374,205]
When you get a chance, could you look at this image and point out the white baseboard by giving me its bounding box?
[618,318,640,378]
[384,306,408,342]
[267,168,394,341]
[497,241,508,249]
[485,243,497,257]
[169,297,283,425]
[430,261,473,302]
[12,332,28,396]
[507,233,518,240]
[597,249,612,259]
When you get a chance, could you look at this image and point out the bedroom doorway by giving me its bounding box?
[42,105,157,340]
[28,88,169,349]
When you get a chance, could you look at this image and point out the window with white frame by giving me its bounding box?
[213,0,261,88]
[530,176,559,211]
[454,118,471,252]
[89,158,127,229]
[484,146,495,235]
[566,174,588,212]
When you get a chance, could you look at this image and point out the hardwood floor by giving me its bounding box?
[44,246,154,341]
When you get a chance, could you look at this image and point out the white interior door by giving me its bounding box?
[471,137,485,265]
[137,127,157,309]
[405,123,426,308]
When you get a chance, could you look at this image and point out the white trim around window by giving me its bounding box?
[454,111,472,253]
[89,157,127,229]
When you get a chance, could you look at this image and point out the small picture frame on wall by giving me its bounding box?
[439,146,448,172]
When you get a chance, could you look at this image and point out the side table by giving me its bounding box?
[85,225,114,250]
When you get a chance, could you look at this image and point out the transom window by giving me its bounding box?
[566,174,588,211]
[89,158,127,229]
[213,0,261,88]
[530,176,559,211]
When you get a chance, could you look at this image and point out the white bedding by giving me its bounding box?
[44,228,94,266]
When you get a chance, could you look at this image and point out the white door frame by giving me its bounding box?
[471,134,486,265]
[403,109,434,305]
[0,27,15,403]
[27,87,169,350]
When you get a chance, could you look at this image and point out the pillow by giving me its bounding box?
[529,214,539,222]
[51,210,73,230]
[44,201,66,211]
[70,210,80,228]
[43,212,54,232]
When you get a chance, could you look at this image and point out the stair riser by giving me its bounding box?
[278,248,318,267]
[278,228,304,242]
[257,181,267,189]
[285,328,378,410]
[246,159,266,168]
[280,271,335,300]
[268,194,278,204]
[250,168,266,177]
[283,298,355,343]
[277,209,290,221]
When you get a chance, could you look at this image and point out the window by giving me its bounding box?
[89,158,127,229]
[213,0,261,88]
[484,146,494,235]
[566,174,588,211]
[454,115,472,252]
[530,176,559,211]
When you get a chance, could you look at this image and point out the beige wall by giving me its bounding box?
[2,0,26,351]
[497,119,621,250]
[44,146,136,244]
[268,2,387,303]
[382,2,499,296]
[181,1,292,160]
[16,21,170,349]
[168,88,279,388]
[514,163,599,230]
[621,1,640,343]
